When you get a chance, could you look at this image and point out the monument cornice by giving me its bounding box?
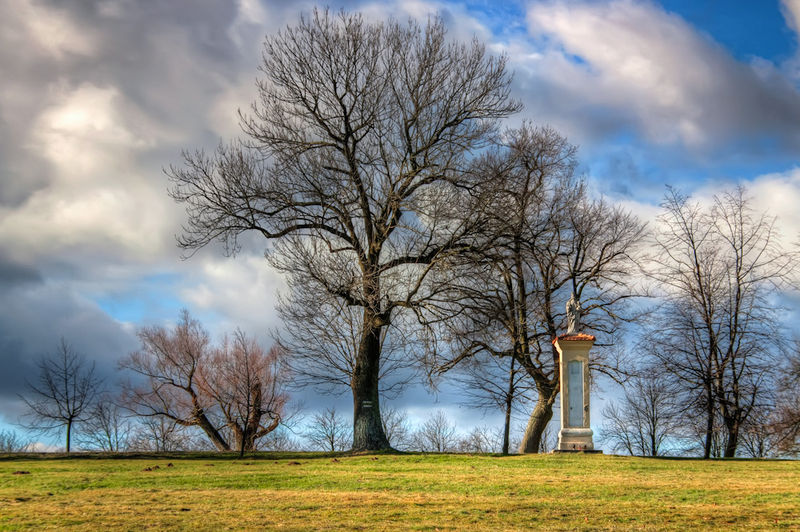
[552,333,596,344]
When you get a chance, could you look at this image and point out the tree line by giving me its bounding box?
[7,9,800,458]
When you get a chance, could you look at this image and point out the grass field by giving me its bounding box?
[1,452,799,530]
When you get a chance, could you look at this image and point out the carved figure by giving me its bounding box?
[566,293,581,334]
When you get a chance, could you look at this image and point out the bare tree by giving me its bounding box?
[168,9,520,451]
[121,310,290,452]
[121,310,230,451]
[381,405,412,450]
[200,331,288,456]
[457,425,498,453]
[648,187,795,457]
[738,406,782,458]
[78,400,131,452]
[276,278,416,399]
[0,429,30,452]
[20,339,101,452]
[128,417,194,452]
[599,374,681,456]
[455,353,532,454]
[426,124,645,453]
[773,346,800,455]
[305,407,352,452]
[411,410,459,452]
[258,426,302,451]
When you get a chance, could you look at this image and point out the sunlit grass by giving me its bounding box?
[1,452,798,530]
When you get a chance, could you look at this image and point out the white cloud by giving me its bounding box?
[732,168,800,249]
[782,0,800,34]
[0,83,177,265]
[519,0,800,151]
[28,441,62,453]
[178,252,287,338]
[621,168,800,256]
[7,0,97,58]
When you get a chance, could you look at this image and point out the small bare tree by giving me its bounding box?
[305,407,351,452]
[0,429,30,452]
[168,9,520,451]
[78,400,131,452]
[121,310,289,452]
[457,425,498,453]
[411,410,458,452]
[738,407,782,458]
[773,346,800,455]
[129,417,193,452]
[599,373,681,456]
[258,426,302,451]
[20,339,101,452]
[381,405,412,450]
[456,353,532,454]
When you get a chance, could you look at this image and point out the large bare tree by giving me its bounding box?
[426,124,646,453]
[275,275,416,399]
[648,187,795,457]
[20,339,101,452]
[168,10,519,450]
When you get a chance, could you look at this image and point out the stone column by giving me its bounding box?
[554,333,599,452]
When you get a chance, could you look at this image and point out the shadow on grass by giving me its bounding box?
[2,450,792,462]
[0,449,409,462]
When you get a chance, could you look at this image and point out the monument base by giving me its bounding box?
[551,449,603,454]
[557,427,595,451]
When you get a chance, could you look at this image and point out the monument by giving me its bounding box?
[554,293,600,452]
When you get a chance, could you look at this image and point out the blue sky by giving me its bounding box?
[1,0,800,448]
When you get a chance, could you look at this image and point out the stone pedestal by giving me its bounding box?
[553,333,600,452]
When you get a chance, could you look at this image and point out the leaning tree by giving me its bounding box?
[168,10,519,450]
[121,310,288,452]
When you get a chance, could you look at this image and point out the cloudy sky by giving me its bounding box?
[2,0,800,444]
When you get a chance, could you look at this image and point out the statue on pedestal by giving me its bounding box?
[566,292,581,334]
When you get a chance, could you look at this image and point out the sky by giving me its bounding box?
[2,0,800,448]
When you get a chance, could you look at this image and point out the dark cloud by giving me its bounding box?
[0,281,139,423]
[0,254,42,286]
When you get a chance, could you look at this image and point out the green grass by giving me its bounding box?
[1,452,798,530]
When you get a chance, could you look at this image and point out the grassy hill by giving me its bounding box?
[1,452,798,530]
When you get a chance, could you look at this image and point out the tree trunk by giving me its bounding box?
[502,396,512,455]
[519,385,558,453]
[723,418,739,458]
[502,357,516,455]
[66,418,72,453]
[703,388,714,459]
[196,414,231,451]
[351,311,390,451]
